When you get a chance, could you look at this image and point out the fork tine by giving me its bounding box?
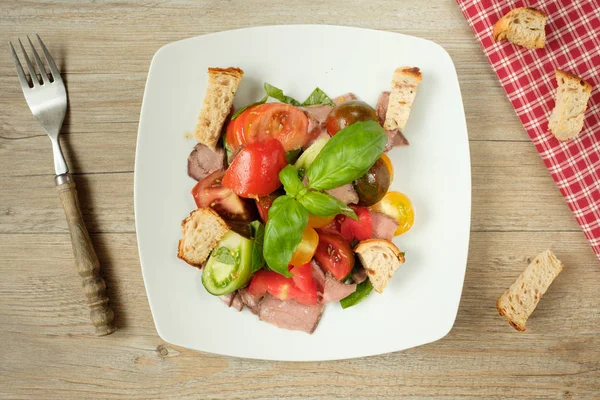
[18,38,39,86]
[27,36,49,84]
[8,42,31,89]
[35,34,61,82]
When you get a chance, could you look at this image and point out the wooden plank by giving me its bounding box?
[0,232,598,398]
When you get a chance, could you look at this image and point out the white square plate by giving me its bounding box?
[135,25,471,361]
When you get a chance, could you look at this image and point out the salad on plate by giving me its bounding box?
[177,66,422,333]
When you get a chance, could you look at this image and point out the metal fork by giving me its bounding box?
[10,35,115,336]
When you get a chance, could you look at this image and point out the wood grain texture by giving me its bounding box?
[56,178,115,335]
[1,0,598,399]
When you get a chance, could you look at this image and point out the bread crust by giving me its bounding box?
[208,67,243,79]
[549,69,593,141]
[555,69,593,92]
[493,7,547,49]
[194,66,244,150]
[383,66,422,132]
[496,250,564,331]
[177,208,230,268]
[355,239,405,293]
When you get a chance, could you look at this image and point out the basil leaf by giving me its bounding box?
[249,221,265,273]
[279,165,306,198]
[340,280,373,309]
[230,95,267,120]
[212,247,237,265]
[264,83,301,106]
[263,195,309,276]
[307,120,387,190]
[302,87,335,106]
[297,190,357,219]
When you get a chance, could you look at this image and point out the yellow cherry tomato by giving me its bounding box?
[307,214,335,229]
[380,153,394,180]
[289,226,319,266]
[370,191,414,236]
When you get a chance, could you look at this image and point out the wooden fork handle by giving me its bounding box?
[56,175,116,336]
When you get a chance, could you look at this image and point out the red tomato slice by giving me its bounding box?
[290,262,316,294]
[247,267,317,305]
[338,206,372,242]
[255,192,281,223]
[222,138,287,198]
[314,231,355,280]
[226,103,310,152]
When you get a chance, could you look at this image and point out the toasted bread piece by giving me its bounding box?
[177,208,230,268]
[548,69,593,141]
[497,250,564,331]
[354,239,405,293]
[493,7,547,49]
[383,67,422,132]
[194,67,243,150]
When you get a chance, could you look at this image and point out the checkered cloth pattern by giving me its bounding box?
[457,0,600,260]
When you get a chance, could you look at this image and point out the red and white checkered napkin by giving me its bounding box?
[457,0,600,259]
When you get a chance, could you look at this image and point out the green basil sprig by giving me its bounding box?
[279,165,307,198]
[262,120,386,275]
[307,120,387,190]
[340,280,373,309]
[298,190,355,219]
[263,196,308,277]
[302,87,335,107]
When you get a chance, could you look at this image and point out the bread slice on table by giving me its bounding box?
[497,250,564,331]
[194,67,244,150]
[493,7,547,49]
[354,239,405,293]
[383,67,422,132]
[177,208,230,268]
[548,69,593,141]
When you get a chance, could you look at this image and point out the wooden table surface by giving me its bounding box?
[1,1,599,398]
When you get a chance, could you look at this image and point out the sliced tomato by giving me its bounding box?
[290,262,317,304]
[247,269,316,305]
[191,170,256,221]
[370,191,415,236]
[338,206,372,242]
[222,138,287,198]
[307,214,335,229]
[289,226,319,266]
[256,192,281,222]
[314,231,355,280]
[226,103,310,152]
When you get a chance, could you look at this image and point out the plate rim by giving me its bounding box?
[134,24,471,361]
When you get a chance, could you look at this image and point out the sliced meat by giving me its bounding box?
[238,287,261,315]
[302,105,333,124]
[258,294,324,334]
[311,260,326,295]
[187,143,226,181]
[370,211,399,241]
[376,91,390,125]
[322,273,357,303]
[326,183,359,205]
[351,266,368,284]
[305,111,321,136]
[219,292,235,307]
[333,93,357,105]
[312,260,357,302]
[303,126,331,150]
[393,131,409,147]
[384,129,409,151]
[231,293,244,312]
